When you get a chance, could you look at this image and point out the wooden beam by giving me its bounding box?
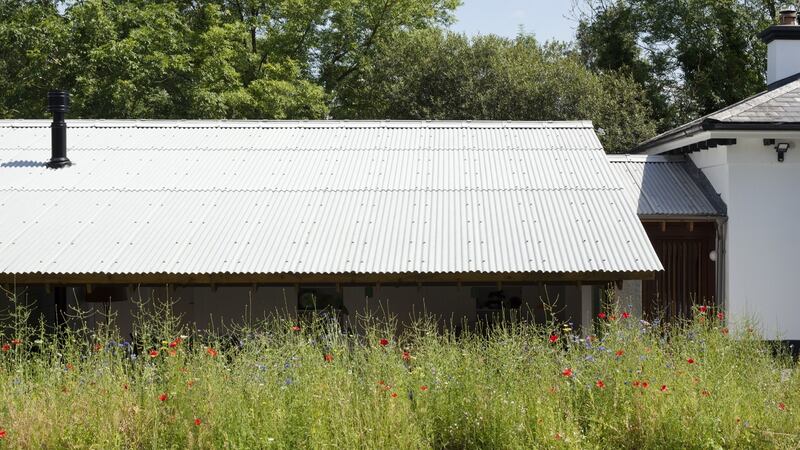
[688,221,695,233]
[661,221,667,232]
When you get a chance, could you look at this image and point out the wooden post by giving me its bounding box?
[54,286,67,328]
[580,284,593,336]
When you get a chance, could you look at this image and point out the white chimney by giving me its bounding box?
[761,5,800,87]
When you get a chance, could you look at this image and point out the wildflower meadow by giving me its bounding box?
[0,293,798,449]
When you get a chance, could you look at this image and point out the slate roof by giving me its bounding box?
[0,120,662,280]
[608,155,726,217]
[636,78,800,152]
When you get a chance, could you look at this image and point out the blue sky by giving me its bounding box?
[450,1,576,42]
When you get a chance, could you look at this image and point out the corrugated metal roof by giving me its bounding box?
[0,120,662,276]
[608,155,725,217]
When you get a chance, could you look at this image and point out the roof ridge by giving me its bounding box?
[0,119,596,130]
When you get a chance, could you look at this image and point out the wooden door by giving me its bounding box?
[641,221,717,321]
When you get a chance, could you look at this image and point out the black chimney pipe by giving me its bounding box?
[46,91,72,169]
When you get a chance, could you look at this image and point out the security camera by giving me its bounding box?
[776,142,790,162]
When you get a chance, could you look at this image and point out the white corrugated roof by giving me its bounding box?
[608,155,725,217]
[0,120,662,277]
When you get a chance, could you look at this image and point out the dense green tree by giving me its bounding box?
[0,1,69,117]
[333,30,657,152]
[575,0,779,129]
[1,0,458,119]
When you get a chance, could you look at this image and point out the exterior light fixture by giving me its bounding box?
[775,142,790,162]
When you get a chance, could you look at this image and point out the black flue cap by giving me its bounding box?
[47,91,70,113]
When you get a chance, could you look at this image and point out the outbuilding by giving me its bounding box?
[0,117,661,335]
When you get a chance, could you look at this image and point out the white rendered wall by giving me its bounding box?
[692,136,800,339]
[767,40,800,85]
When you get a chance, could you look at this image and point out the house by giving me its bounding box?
[0,116,661,336]
[629,7,800,343]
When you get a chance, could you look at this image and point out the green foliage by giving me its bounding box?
[576,0,779,129]
[334,30,656,152]
[0,0,459,120]
[0,292,798,448]
[62,0,328,119]
[0,1,69,118]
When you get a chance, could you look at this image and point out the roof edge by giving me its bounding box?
[633,120,800,153]
[0,270,658,285]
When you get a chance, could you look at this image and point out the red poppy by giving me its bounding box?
[206,347,218,357]
[721,327,729,335]
[66,363,74,370]
[94,343,102,352]
[390,392,398,398]
[10,339,20,346]
[554,433,562,441]
[174,337,183,345]
[778,402,787,411]
[698,305,708,313]
[701,389,710,397]
[1,344,9,352]
[641,381,650,389]
[597,312,607,319]
[632,380,640,388]
[621,312,631,319]
[324,353,333,362]
[168,350,177,357]
[615,350,624,357]
[402,351,411,361]
[660,385,668,392]
[687,358,695,364]
[187,380,195,388]
[377,380,385,385]
[149,349,159,358]
[169,341,178,348]
[595,380,605,388]
[0,429,5,439]
[194,418,202,426]
[549,335,558,343]
[420,385,429,391]
[291,325,301,332]
[562,368,573,377]
[159,393,168,402]
[717,312,724,320]
[609,315,617,321]
[379,338,389,347]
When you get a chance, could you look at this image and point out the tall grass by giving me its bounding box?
[0,291,797,449]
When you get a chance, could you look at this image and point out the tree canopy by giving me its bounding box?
[575,0,779,129]
[0,0,786,151]
[333,30,656,152]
